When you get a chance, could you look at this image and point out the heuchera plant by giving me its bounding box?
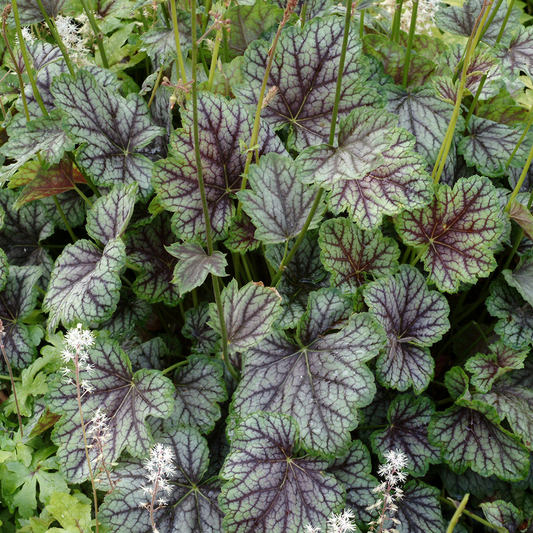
[1,0,533,530]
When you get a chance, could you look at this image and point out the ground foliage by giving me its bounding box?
[0,0,533,531]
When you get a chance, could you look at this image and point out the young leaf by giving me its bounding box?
[364,265,450,392]
[47,335,175,483]
[86,183,138,244]
[487,279,533,351]
[371,395,441,477]
[43,239,126,331]
[234,16,380,150]
[232,289,385,456]
[0,266,43,372]
[503,250,533,307]
[99,426,223,533]
[153,92,284,243]
[51,70,164,197]
[238,153,323,244]
[326,130,433,230]
[396,176,503,292]
[208,279,282,352]
[465,342,528,393]
[318,217,400,293]
[45,492,93,533]
[495,25,533,79]
[220,412,344,533]
[166,243,228,296]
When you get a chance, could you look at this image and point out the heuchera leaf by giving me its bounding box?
[458,116,532,177]
[153,92,284,243]
[99,426,223,533]
[220,412,344,533]
[495,25,533,79]
[0,266,44,372]
[99,296,151,341]
[508,199,533,242]
[481,500,530,533]
[364,265,450,393]
[182,302,220,356]
[465,342,528,393]
[396,176,503,292]
[47,335,175,483]
[487,279,533,350]
[86,184,138,245]
[371,395,441,477]
[318,217,400,293]
[503,250,533,307]
[51,70,163,197]
[326,130,433,230]
[224,213,261,253]
[208,279,282,352]
[43,238,126,331]
[234,17,380,151]
[232,288,385,456]
[16,0,65,25]
[166,243,228,296]
[326,440,379,525]
[165,355,227,433]
[239,153,323,244]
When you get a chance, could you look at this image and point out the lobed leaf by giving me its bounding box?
[495,25,533,79]
[503,250,533,307]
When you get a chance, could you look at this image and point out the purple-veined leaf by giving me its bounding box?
[165,355,227,434]
[220,412,344,533]
[396,176,503,292]
[127,337,166,371]
[0,266,44,372]
[43,238,126,331]
[182,302,220,356]
[234,17,380,151]
[318,217,400,293]
[428,368,529,481]
[0,248,7,292]
[209,279,282,352]
[41,190,86,232]
[386,84,459,166]
[495,25,533,79]
[166,243,228,296]
[508,199,533,242]
[152,92,284,243]
[326,440,379,525]
[458,116,532,178]
[224,214,261,253]
[231,289,385,456]
[503,250,533,307]
[51,70,164,197]
[17,0,65,24]
[47,335,175,483]
[477,94,529,126]
[481,500,530,533]
[99,426,223,533]
[465,342,528,393]
[435,0,521,46]
[326,130,433,230]
[364,265,450,392]
[239,153,323,244]
[440,466,507,501]
[487,278,533,351]
[86,184,138,245]
[126,212,181,306]
[99,295,151,341]
[371,395,441,477]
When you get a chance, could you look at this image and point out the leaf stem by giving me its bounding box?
[446,494,470,533]
[79,0,109,68]
[170,0,188,84]
[161,359,188,375]
[506,134,533,212]
[148,66,165,109]
[359,9,365,38]
[402,0,418,88]
[207,28,223,91]
[53,196,77,242]
[391,0,404,42]
[0,374,22,381]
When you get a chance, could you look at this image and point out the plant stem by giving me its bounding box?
[148,66,165,109]
[446,494,470,533]
[161,360,188,375]
[439,496,505,532]
[402,0,418,88]
[506,135,533,212]
[207,28,222,91]
[359,9,365,38]
[505,107,533,169]
[170,0,188,83]
[300,2,308,24]
[391,0,404,41]
[53,196,77,241]
[79,0,109,68]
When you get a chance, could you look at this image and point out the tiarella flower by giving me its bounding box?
[54,15,88,60]
[304,509,358,533]
[379,0,439,34]
[60,323,95,395]
[20,27,35,44]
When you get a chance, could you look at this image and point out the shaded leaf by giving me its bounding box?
[127,337,166,371]
[396,176,503,292]
[99,296,151,341]
[503,250,533,307]
[364,265,450,393]
[508,199,533,242]
[224,214,261,253]
[182,303,220,356]
[319,217,400,293]
[16,0,66,25]
[481,500,529,533]
[220,412,344,533]
[43,239,126,331]
[495,25,533,79]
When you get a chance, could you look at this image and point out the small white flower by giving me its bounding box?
[303,508,357,533]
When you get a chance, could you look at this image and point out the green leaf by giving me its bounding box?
[396,176,503,292]
[45,492,93,533]
[43,239,126,331]
[232,289,385,456]
[465,342,528,393]
[234,17,380,150]
[371,395,441,477]
[166,243,228,296]
[47,335,175,483]
[153,92,284,243]
[364,265,449,393]
[481,500,528,533]
[319,217,400,293]
[17,0,65,24]
[503,250,533,307]
[326,440,379,525]
[509,199,533,242]
[224,214,261,253]
[0,266,44,372]
[126,212,181,306]
[128,337,166,371]
[220,412,344,533]
[208,279,282,352]
[458,116,532,178]
[487,278,533,351]
[86,184,138,245]
[495,25,533,79]
[182,302,220,356]
[99,296,151,341]
[239,153,323,244]
[51,70,163,197]
[99,426,223,533]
